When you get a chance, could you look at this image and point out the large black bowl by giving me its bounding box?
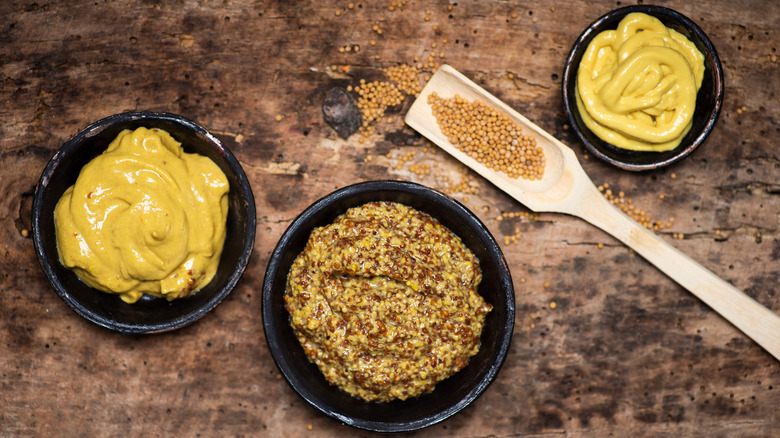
[562,5,724,171]
[32,111,256,334]
[262,180,515,432]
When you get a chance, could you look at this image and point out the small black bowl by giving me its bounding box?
[32,112,256,334]
[562,5,724,171]
[262,180,515,432]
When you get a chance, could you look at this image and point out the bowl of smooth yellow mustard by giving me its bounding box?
[262,181,514,432]
[32,112,256,334]
[562,5,724,170]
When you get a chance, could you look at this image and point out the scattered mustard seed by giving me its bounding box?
[599,184,673,231]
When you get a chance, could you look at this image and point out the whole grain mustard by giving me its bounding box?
[284,202,492,402]
[54,127,229,304]
[576,12,705,152]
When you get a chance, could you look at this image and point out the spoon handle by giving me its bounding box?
[571,182,780,361]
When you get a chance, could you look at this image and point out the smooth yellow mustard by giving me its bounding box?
[576,12,705,151]
[54,127,229,303]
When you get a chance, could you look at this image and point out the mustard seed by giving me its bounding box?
[428,92,545,181]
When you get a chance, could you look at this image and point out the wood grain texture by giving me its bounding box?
[1,1,778,436]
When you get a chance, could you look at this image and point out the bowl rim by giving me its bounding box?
[561,4,725,171]
[31,111,257,334]
[261,180,515,432]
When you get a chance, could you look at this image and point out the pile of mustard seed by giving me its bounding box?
[384,64,422,96]
[349,64,422,139]
[428,92,545,180]
[353,79,406,128]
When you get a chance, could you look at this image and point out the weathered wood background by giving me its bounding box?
[1,0,778,436]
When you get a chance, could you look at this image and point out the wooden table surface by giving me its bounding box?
[2,1,778,436]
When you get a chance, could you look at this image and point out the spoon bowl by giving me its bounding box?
[405,64,780,361]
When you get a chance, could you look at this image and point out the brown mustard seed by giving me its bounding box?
[428,92,545,181]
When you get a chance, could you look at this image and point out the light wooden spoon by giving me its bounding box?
[405,64,780,361]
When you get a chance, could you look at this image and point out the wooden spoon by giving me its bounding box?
[405,64,780,361]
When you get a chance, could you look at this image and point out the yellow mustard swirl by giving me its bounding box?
[54,127,229,303]
[576,12,705,151]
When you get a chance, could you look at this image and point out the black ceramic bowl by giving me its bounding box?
[32,112,256,334]
[562,5,724,171]
[262,180,514,432]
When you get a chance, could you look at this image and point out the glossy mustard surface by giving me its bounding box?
[576,12,705,152]
[54,127,229,303]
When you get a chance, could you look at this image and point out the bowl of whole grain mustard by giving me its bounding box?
[262,180,514,432]
[562,5,724,170]
[32,112,256,334]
